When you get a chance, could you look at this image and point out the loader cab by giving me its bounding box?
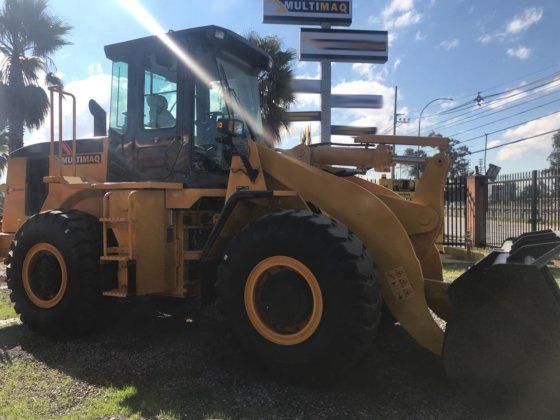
[104,26,269,187]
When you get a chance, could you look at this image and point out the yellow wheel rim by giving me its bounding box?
[245,256,323,346]
[22,243,68,309]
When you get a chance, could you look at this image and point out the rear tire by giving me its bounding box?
[216,210,382,376]
[6,210,107,336]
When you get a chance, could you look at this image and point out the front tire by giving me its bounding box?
[6,210,106,336]
[216,210,382,376]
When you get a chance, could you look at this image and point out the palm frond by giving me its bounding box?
[45,71,63,88]
[0,0,71,152]
[246,32,296,145]
[20,84,49,129]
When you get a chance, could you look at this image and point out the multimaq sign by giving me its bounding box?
[62,153,102,165]
[263,0,352,26]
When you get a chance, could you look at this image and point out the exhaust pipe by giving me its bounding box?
[88,99,107,136]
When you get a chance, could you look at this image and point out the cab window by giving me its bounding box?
[109,61,128,133]
[143,54,178,130]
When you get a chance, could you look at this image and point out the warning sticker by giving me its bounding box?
[385,267,415,301]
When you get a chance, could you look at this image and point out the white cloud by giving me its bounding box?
[439,39,459,50]
[487,86,529,109]
[371,0,423,31]
[478,33,492,44]
[506,7,544,35]
[26,68,111,144]
[393,58,401,71]
[507,45,531,59]
[292,93,320,110]
[487,140,501,148]
[496,113,557,161]
[87,62,104,76]
[478,6,544,44]
[393,10,422,28]
[351,63,388,81]
[382,0,414,19]
[415,31,427,41]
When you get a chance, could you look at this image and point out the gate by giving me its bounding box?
[443,177,470,247]
[486,170,560,247]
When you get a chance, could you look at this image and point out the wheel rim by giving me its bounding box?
[245,256,323,346]
[22,243,68,309]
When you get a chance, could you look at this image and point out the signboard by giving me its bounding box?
[331,94,383,108]
[300,28,388,63]
[331,125,377,136]
[291,79,321,94]
[287,111,322,122]
[263,0,352,26]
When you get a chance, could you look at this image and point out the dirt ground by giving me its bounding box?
[1,262,559,418]
[1,302,474,419]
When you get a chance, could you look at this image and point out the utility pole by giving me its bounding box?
[392,86,398,178]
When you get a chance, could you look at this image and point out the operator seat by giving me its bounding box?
[146,94,175,129]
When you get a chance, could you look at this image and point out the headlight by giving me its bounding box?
[217,118,244,137]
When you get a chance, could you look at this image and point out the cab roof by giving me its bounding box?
[104,25,270,71]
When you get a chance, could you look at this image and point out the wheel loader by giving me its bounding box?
[1,26,560,401]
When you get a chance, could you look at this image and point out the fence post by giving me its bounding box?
[531,170,538,232]
[467,175,488,247]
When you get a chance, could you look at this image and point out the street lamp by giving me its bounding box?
[417,97,453,136]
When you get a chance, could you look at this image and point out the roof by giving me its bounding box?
[104,25,270,70]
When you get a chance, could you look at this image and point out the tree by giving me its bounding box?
[247,32,296,145]
[429,132,472,177]
[0,129,8,174]
[0,0,70,152]
[403,147,427,179]
[548,130,560,171]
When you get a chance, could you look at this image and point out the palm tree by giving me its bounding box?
[0,129,8,174]
[0,0,70,152]
[247,32,296,146]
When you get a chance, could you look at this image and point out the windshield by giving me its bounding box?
[216,57,263,137]
[193,50,263,172]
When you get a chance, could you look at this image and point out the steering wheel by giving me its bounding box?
[192,143,221,171]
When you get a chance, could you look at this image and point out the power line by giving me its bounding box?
[404,63,560,120]
[469,128,560,155]
[412,70,560,124]
[435,71,560,117]
[458,110,560,144]
[428,82,560,131]
[431,88,560,133]
[447,98,560,137]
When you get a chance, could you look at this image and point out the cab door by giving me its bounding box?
[133,50,186,180]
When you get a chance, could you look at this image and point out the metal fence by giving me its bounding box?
[444,177,470,246]
[486,170,560,247]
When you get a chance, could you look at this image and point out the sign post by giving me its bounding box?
[263,0,388,143]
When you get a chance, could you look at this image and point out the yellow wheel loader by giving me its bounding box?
[1,26,560,399]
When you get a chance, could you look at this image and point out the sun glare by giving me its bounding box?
[117,0,271,143]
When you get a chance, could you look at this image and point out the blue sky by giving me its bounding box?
[26,0,560,174]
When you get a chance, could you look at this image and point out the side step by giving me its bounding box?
[102,260,136,298]
[103,288,130,298]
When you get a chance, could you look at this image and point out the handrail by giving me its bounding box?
[48,86,77,176]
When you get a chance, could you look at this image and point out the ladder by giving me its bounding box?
[101,191,137,297]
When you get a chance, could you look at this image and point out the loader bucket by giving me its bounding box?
[443,230,560,409]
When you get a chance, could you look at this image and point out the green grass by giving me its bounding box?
[0,360,142,418]
[0,290,16,321]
